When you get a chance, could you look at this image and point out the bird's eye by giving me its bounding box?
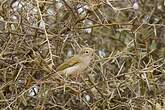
[85,51,89,54]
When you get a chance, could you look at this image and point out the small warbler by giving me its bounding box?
[56,47,94,77]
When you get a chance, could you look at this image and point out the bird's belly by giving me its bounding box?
[63,65,85,76]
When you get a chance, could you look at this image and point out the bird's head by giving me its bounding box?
[79,47,95,58]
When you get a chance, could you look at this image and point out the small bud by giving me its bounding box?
[83,20,93,33]
[133,2,139,10]
[39,20,45,30]
[67,48,74,58]
[11,1,23,11]
[85,94,91,102]
[98,49,106,58]
[29,85,39,96]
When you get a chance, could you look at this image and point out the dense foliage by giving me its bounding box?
[0,0,165,109]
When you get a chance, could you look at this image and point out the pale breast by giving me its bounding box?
[62,63,87,76]
[80,56,92,66]
[60,56,92,76]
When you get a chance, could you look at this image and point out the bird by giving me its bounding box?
[56,47,95,77]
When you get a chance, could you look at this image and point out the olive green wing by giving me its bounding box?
[56,56,80,71]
